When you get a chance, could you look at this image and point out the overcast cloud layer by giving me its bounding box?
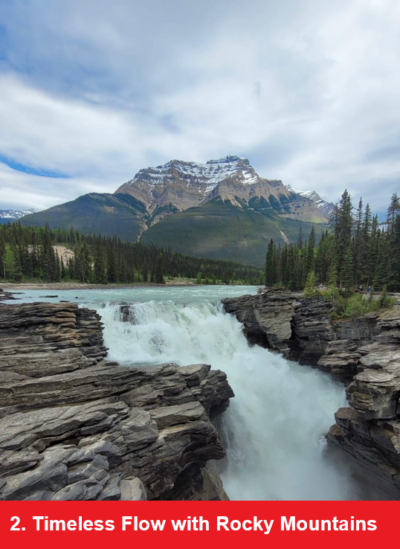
[0,0,399,213]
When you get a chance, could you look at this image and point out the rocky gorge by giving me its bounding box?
[223,289,400,498]
[0,302,233,501]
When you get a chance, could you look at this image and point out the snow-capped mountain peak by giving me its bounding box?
[125,155,259,192]
[114,156,334,224]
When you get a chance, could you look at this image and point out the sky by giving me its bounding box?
[0,0,399,214]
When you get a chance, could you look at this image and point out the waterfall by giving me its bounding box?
[99,299,359,500]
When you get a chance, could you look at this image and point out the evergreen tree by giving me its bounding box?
[297,224,303,249]
[94,241,107,284]
[391,214,400,290]
[155,258,165,284]
[336,190,353,287]
[328,260,338,288]
[107,246,118,283]
[341,245,354,293]
[306,226,315,274]
[387,193,400,234]
[265,239,277,286]
[353,198,363,286]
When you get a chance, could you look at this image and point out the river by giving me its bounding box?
[8,285,359,500]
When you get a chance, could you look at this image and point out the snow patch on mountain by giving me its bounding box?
[127,155,259,192]
[286,185,334,216]
[0,208,39,220]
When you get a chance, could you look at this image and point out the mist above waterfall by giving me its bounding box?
[99,297,359,500]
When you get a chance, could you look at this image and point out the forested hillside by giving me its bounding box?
[0,224,262,285]
[265,192,400,292]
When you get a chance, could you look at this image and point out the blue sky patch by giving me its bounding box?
[0,154,69,179]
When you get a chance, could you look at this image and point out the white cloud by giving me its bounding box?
[0,0,399,213]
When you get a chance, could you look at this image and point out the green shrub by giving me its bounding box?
[316,282,397,319]
[322,291,396,319]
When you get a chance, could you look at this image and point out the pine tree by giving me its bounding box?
[94,241,107,284]
[387,193,400,234]
[297,224,303,249]
[287,245,296,290]
[391,213,400,291]
[328,260,338,288]
[281,246,288,286]
[155,258,164,284]
[374,237,389,291]
[336,190,353,288]
[107,246,118,283]
[342,245,354,293]
[368,215,379,287]
[306,226,315,274]
[265,239,277,286]
[353,198,363,286]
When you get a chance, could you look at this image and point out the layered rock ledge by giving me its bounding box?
[0,302,233,501]
[223,289,400,498]
[0,289,16,303]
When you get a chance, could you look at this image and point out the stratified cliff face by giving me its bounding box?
[327,314,400,498]
[223,290,381,381]
[0,303,233,501]
[223,289,400,498]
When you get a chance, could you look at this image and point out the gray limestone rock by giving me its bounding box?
[0,302,233,501]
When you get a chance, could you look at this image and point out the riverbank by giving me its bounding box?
[0,281,194,291]
[0,280,261,292]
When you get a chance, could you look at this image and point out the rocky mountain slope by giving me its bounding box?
[223,290,400,498]
[22,156,334,267]
[285,186,334,220]
[117,155,334,227]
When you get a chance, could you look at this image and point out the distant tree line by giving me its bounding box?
[0,223,263,284]
[265,192,400,292]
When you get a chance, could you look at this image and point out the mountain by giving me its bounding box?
[22,156,332,267]
[116,156,331,225]
[21,193,148,241]
[285,185,334,220]
[0,208,39,225]
[116,156,260,218]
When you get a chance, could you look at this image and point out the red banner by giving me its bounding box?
[0,501,394,548]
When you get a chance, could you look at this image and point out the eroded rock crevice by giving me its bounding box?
[223,289,400,498]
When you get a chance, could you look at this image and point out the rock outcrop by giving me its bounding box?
[223,290,379,380]
[0,303,233,501]
[223,289,400,498]
[0,289,16,303]
[326,312,400,498]
[223,290,301,357]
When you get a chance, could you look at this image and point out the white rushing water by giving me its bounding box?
[11,286,358,499]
